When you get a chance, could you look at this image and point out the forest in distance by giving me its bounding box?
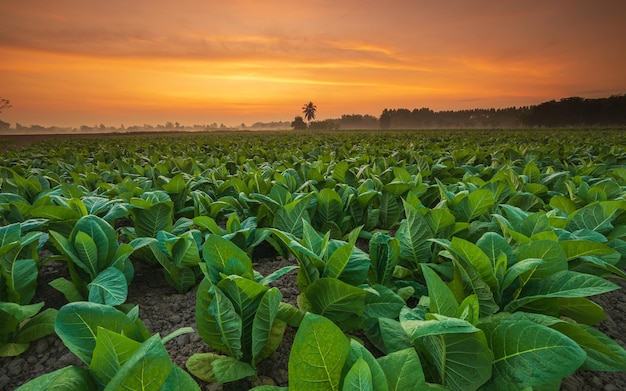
[0,93,625,134]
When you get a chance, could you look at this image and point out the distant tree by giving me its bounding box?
[0,97,11,114]
[291,116,307,130]
[302,101,317,125]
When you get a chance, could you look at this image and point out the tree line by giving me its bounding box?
[296,94,626,130]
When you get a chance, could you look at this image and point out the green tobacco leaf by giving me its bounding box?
[162,365,201,391]
[49,277,84,302]
[15,366,97,391]
[89,328,142,388]
[368,233,400,286]
[14,308,58,344]
[344,339,388,391]
[212,356,256,384]
[515,240,568,278]
[560,240,618,261]
[186,352,222,383]
[8,258,38,305]
[551,322,626,372]
[505,270,619,312]
[274,196,312,238]
[314,188,343,232]
[252,288,282,364]
[202,234,253,282]
[396,201,433,265]
[558,297,606,325]
[454,188,494,222]
[420,325,493,391]
[72,215,117,269]
[133,202,174,238]
[304,278,367,329]
[566,200,625,234]
[207,284,244,360]
[289,313,350,391]
[363,284,405,320]
[479,318,585,390]
[74,231,99,278]
[87,267,128,306]
[450,237,498,291]
[377,348,428,391]
[401,312,480,341]
[103,335,173,391]
[55,301,146,365]
[421,264,458,317]
[342,358,373,391]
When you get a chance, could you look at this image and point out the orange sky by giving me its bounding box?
[1,1,625,128]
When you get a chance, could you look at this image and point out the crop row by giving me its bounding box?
[1,129,626,390]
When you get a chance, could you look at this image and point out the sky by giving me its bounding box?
[1,0,626,128]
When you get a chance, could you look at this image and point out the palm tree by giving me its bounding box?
[302,101,317,125]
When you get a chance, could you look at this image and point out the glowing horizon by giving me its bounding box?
[1,1,625,128]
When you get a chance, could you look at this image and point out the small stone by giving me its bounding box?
[7,358,26,377]
[34,338,49,354]
[604,385,619,391]
[0,374,11,389]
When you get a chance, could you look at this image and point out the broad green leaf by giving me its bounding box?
[49,277,84,302]
[505,270,619,312]
[15,366,97,391]
[551,322,626,372]
[162,366,201,391]
[342,358,373,391]
[87,267,128,306]
[89,327,142,388]
[558,297,605,325]
[289,313,350,391]
[132,202,174,238]
[304,278,367,329]
[212,356,256,384]
[0,301,44,322]
[560,240,618,261]
[363,284,405,320]
[501,258,544,292]
[74,231,99,278]
[419,325,492,391]
[566,200,625,234]
[72,215,117,269]
[479,318,585,390]
[206,284,243,360]
[14,308,58,344]
[454,188,494,222]
[421,264,458,317]
[401,312,480,341]
[450,237,498,290]
[377,348,428,391]
[103,335,173,391]
[55,301,146,365]
[202,234,253,283]
[343,339,388,391]
[314,188,343,232]
[424,208,455,237]
[252,288,282,364]
[515,240,568,278]
[186,352,222,383]
[368,233,399,286]
[396,201,433,265]
[7,258,38,305]
[273,196,311,238]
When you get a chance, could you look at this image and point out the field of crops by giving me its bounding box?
[1,129,626,390]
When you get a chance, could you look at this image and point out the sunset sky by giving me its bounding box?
[1,1,625,128]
